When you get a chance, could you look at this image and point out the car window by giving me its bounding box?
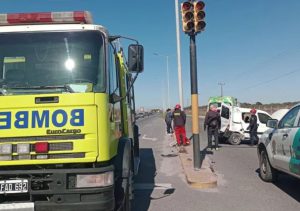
[278,106,300,128]
[242,112,251,123]
[258,113,271,124]
[221,106,229,119]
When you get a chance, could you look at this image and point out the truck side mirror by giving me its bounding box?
[128,44,144,73]
[266,119,278,129]
[109,93,122,104]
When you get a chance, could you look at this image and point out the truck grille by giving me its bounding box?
[0,134,85,143]
[10,153,85,160]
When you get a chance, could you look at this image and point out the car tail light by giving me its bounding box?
[0,11,92,25]
[35,142,48,153]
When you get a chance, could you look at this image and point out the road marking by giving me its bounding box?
[142,134,157,141]
[134,183,173,190]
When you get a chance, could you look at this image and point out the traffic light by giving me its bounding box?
[194,1,206,33]
[181,1,194,33]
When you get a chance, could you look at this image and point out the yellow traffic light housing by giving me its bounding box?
[181,1,194,33]
[194,1,206,33]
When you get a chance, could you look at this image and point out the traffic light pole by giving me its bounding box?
[189,34,201,170]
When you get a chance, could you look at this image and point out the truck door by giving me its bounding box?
[272,105,300,172]
[109,45,122,141]
[220,103,231,133]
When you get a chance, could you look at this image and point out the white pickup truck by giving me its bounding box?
[258,104,300,182]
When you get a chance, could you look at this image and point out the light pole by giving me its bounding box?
[175,0,184,108]
[154,53,170,108]
[218,82,225,97]
[161,80,166,112]
[180,0,206,170]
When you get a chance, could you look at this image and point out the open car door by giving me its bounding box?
[220,103,231,133]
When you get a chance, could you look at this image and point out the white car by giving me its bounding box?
[220,104,272,145]
[258,104,300,182]
[271,109,289,121]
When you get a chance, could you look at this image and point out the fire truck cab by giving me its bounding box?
[0,11,143,211]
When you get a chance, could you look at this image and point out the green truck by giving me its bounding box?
[208,96,238,110]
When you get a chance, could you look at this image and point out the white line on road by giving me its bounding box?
[142,134,158,141]
[134,183,173,190]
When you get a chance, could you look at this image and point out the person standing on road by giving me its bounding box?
[247,108,259,146]
[172,104,190,146]
[165,108,173,134]
[204,104,221,150]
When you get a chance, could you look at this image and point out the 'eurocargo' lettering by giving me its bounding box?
[0,109,84,129]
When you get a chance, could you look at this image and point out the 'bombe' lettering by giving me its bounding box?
[0,109,84,129]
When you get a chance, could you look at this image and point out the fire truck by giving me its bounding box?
[0,11,143,211]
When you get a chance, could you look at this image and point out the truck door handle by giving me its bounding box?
[35,96,59,104]
[283,134,288,138]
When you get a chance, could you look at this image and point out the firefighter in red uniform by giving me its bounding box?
[172,104,190,146]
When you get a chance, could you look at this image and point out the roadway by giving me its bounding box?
[132,114,300,211]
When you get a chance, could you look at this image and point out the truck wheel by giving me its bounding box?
[121,177,131,211]
[229,133,241,145]
[134,124,140,157]
[259,149,277,182]
[115,139,132,211]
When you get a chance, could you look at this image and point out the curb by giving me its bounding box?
[178,145,217,189]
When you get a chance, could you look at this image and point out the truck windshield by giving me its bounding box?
[0,30,105,94]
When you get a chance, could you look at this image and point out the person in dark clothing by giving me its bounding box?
[247,108,259,146]
[204,104,221,150]
[165,108,173,134]
[172,104,190,146]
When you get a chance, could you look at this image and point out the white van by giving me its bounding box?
[220,104,272,145]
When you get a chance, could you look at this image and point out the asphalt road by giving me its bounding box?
[132,114,300,211]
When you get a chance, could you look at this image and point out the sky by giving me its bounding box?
[1,0,300,109]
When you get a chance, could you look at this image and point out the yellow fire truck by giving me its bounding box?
[0,11,143,211]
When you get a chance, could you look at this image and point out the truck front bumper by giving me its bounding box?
[0,165,115,211]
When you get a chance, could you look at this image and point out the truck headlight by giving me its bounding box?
[17,143,30,154]
[0,144,12,154]
[76,171,114,188]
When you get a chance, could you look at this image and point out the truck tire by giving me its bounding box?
[259,149,278,182]
[114,138,132,211]
[133,124,140,157]
[228,133,241,145]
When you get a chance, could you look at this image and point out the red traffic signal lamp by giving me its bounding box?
[194,1,206,33]
[181,1,194,33]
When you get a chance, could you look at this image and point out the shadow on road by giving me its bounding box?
[274,174,300,202]
[132,148,156,211]
[255,168,300,202]
[217,138,259,148]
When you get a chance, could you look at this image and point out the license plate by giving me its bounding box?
[0,179,28,194]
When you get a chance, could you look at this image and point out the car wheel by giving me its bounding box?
[259,149,277,182]
[229,133,241,145]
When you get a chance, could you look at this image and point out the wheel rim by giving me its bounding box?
[232,135,240,144]
[261,152,267,174]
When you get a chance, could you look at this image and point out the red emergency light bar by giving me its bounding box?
[0,11,93,25]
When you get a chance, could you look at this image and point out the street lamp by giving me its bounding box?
[153,53,170,108]
[218,82,225,97]
[174,0,184,108]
